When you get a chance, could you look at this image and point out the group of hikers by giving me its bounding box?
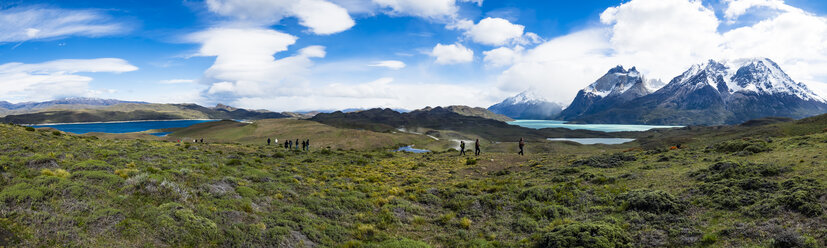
[458,137,525,156]
[268,138,310,151]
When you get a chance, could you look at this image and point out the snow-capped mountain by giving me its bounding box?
[569,58,827,125]
[488,90,565,120]
[558,65,653,120]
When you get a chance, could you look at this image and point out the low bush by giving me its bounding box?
[572,153,636,168]
[71,160,114,172]
[713,140,770,154]
[620,189,685,214]
[536,222,632,248]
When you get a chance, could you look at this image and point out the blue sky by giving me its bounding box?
[2,0,827,111]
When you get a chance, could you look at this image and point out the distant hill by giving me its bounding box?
[488,90,564,120]
[422,105,513,122]
[0,97,148,117]
[310,107,617,142]
[0,103,287,124]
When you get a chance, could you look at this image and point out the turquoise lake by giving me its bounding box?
[508,120,682,132]
[31,120,218,135]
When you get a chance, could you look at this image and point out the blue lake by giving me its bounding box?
[396,146,430,153]
[547,138,636,145]
[509,120,682,132]
[31,120,218,134]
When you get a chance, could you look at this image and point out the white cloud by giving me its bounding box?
[0,58,138,102]
[373,0,461,19]
[368,60,406,70]
[723,0,794,20]
[0,6,125,42]
[494,0,827,105]
[230,77,499,111]
[205,0,354,35]
[483,46,523,68]
[159,79,195,84]
[461,17,525,46]
[188,28,328,103]
[430,43,473,64]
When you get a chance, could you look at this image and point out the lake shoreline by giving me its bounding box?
[26,119,222,126]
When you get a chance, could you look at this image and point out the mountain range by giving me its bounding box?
[489,58,827,125]
[487,90,565,120]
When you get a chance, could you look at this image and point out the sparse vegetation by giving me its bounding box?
[0,115,825,247]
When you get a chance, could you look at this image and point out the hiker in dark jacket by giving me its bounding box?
[474,139,481,156]
[305,139,310,151]
[518,137,525,156]
[267,138,271,146]
[295,139,299,150]
[459,141,466,155]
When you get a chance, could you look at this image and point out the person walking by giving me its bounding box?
[518,137,525,156]
[267,138,271,146]
[474,139,481,156]
[305,139,310,151]
[459,141,466,155]
[295,139,299,150]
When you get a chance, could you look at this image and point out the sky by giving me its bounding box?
[2,0,827,111]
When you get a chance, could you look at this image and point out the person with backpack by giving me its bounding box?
[305,139,310,151]
[474,139,481,156]
[459,141,466,155]
[267,138,271,146]
[518,137,525,156]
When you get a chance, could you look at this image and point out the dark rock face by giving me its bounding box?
[558,66,651,120]
[563,59,827,125]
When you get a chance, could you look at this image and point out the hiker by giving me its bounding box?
[267,138,271,146]
[305,139,310,151]
[518,137,525,156]
[474,139,481,156]
[301,140,306,151]
[459,141,466,155]
[200,138,203,143]
[288,140,292,149]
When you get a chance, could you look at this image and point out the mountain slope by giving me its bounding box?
[570,58,827,125]
[424,105,513,122]
[559,66,654,120]
[488,90,564,120]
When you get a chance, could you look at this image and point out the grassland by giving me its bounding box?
[0,119,825,247]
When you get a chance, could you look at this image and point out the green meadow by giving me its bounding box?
[0,119,824,247]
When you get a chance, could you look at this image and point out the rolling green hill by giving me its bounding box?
[168,119,442,151]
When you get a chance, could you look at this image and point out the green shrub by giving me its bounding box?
[536,222,632,248]
[572,153,636,168]
[620,189,685,214]
[519,183,584,206]
[155,202,218,245]
[465,158,477,165]
[25,126,35,132]
[71,160,114,172]
[713,140,770,154]
[776,178,824,217]
[236,186,259,198]
[378,237,431,248]
[0,183,45,204]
